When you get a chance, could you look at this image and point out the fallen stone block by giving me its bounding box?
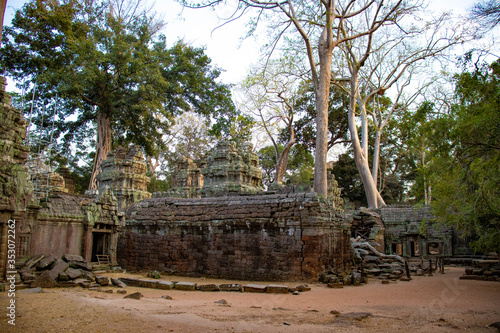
[175,282,197,291]
[48,261,69,280]
[214,299,227,304]
[295,285,311,292]
[57,273,70,281]
[37,255,58,270]
[20,272,37,283]
[30,271,58,288]
[244,284,267,293]
[124,292,143,300]
[157,281,174,290]
[139,279,159,289]
[59,281,77,288]
[219,284,242,292]
[197,284,221,292]
[111,278,127,288]
[80,270,94,281]
[19,287,42,293]
[266,284,289,294]
[95,276,109,286]
[66,268,82,280]
[327,283,343,288]
[62,254,86,263]
[117,290,127,294]
[25,254,45,268]
[118,277,142,287]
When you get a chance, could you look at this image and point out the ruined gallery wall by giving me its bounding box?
[27,194,87,258]
[118,193,352,281]
[381,206,454,257]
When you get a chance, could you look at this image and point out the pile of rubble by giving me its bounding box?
[16,254,118,289]
[351,236,410,281]
[320,237,411,288]
[460,260,500,282]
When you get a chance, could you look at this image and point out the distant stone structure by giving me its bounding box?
[97,145,151,211]
[169,156,204,198]
[201,141,262,197]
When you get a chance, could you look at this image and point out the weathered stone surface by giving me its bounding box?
[219,284,242,292]
[327,283,343,289]
[66,268,82,280]
[117,290,127,294]
[67,260,92,271]
[19,287,43,293]
[37,255,58,270]
[25,254,45,269]
[80,270,94,281]
[124,292,143,300]
[21,272,37,282]
[48,261,69,280]
[197,284,221,292]
[157,281,175,290]
[266,285,289,294]
[295,285,311,292]
[57,273,70,281]
[97,145,151,211]
[118,193,350,282]
[30,271,58,288]
[201,141,262,197]
[244,284,267,293]
[118,277,142,287]
[59,281,77,288]
[214,299,227,304]
[111,278,127,288]
[62,254,86,263]
[139,279,158,289]
[175,282,197,291]
[95,276,109,286]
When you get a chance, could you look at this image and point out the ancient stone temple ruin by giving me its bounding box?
[201,141,262,197]
[0,78,484,284]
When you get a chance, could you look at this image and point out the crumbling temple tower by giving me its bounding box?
[0,77,33,279]
[201,141,262,197]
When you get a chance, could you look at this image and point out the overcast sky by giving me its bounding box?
[4,0,479,87]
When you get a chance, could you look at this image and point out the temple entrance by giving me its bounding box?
[91,232,110,263]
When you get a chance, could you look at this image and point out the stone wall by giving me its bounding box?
[0,77,33,279]
[117,193,351,281]
[381,206,454,257]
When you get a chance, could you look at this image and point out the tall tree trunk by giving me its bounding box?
[0,0,6,46]
[88,111,112,191]
[313,27,333,197]
[372,129,382,186]
[349,74,386,209]
[275,136,296,184]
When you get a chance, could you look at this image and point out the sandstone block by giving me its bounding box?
[175,282,196,291]
[244,284,267,293]
[30,271,58,288]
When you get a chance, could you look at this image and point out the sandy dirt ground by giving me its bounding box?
[0,266,499,333]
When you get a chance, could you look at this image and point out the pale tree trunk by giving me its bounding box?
[88,111,112,191]
[313,26,333,197]
[0,0,6,46]
[349,74,386,209]
[372,129,382,186]
[275,136,296,184]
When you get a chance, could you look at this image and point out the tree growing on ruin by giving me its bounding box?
[0,0,236,191]
[238,57,301,185]
[178,0,434,202]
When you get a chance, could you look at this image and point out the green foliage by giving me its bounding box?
[281,81,349,150]
[257,143,314,187]
[1,0,237,170]
[330,153,367,208]
[430,59,500,253]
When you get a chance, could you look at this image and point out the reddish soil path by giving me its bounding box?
[1,266,499,332]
